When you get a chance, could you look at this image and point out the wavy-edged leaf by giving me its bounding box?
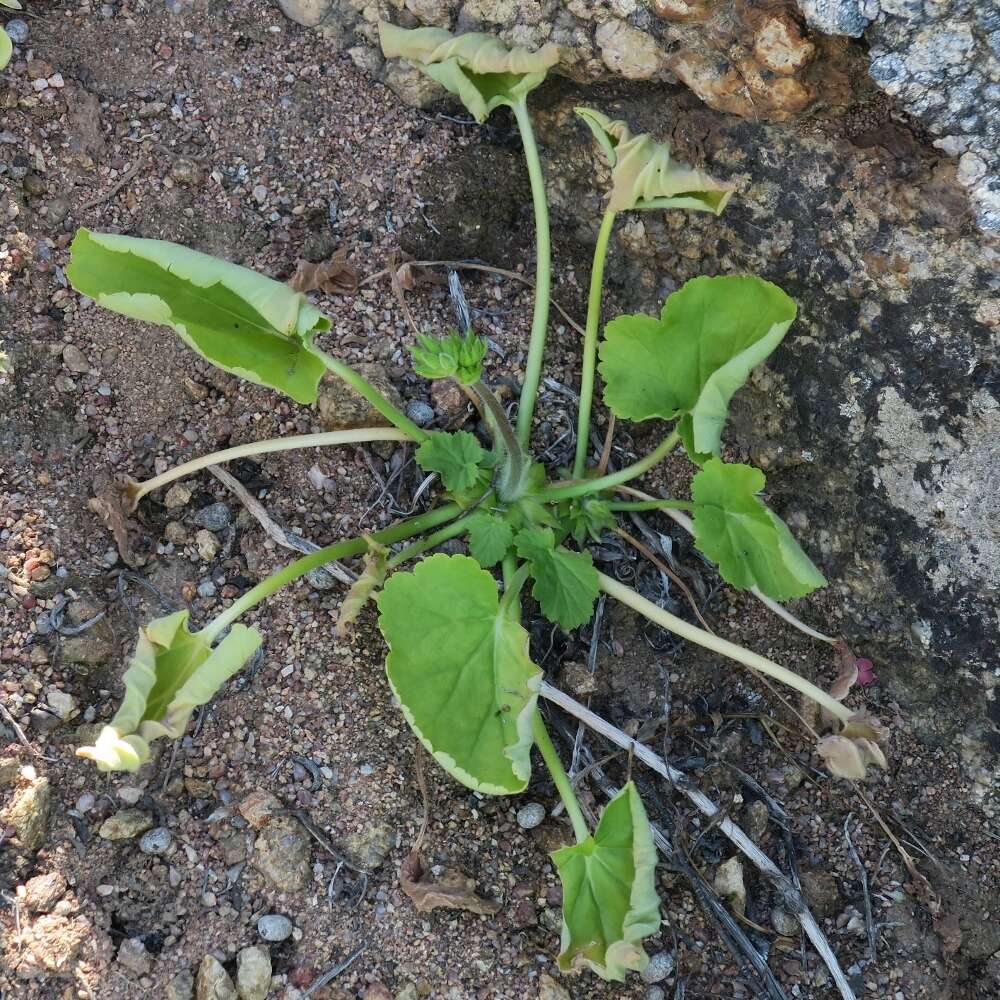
[336,537,388,638]
[379,22,559,123]
[377,554,541,795]
[552,781,660,981]
[410,330,486,385]
[576,108,733,215]
[66,229,329,404]
[691,459,826,601]
[77,611,261,772]
[599,275,796,460]
[466,511,513,568]
[416,430,488,493]
[515,527,599,630]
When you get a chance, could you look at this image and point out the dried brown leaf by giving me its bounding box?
[88,485,145,568]
[288,248,358,295]
[400,849,502,916]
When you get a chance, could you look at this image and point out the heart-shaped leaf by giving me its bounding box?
[515,527,599,630]
[77,611,261,772]
[377,554,541,795]
[466,511,514,568]
[379,22,559,123]
[576,108,733,215]
[599,275,797,460]
[552,781,661,981]
[66,229,329,404]
[416,430,489,493]
[691,459,826,600]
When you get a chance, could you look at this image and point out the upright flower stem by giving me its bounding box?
[312,345,429,442]
[511,98,552,449]
[202,503,461,641]
[544,430,680,502]
[597,572,851,722]
[471,380,527,499]
[573,208,617,478]
[126,428,412,509]
[532,711,590,844]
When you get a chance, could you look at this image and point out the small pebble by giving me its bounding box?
[252,184,268,205]
[5,19,28,44]
[257,914,293,942]
[640,951,675,984]
[405,400,435,427]
[193,502,232,531]
[139,826,173,855]
[75,793,95,813]
[516,802,545,830]
[197,579,217,598]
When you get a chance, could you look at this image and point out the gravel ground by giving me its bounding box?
[2,3,999,999]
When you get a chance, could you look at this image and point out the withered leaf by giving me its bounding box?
[289,248,358,296]
[88,482,145,568]
[400,849,502,916]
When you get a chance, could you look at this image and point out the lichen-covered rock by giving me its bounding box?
[2,777,52,850]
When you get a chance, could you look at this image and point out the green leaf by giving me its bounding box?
[466,512,513,568]
[76,611,261,772]
[515,528,599,630]
[565,496,616,544]
[599,275,797,460]
[379,23,559,123]
[0,28,11,70]
[552,781,661,981]
[66,229,329,404]
[410,330,486,385]
[416,430,488,493]
[377,554,541,795]
[576,108,733,215]
[691,458,826,601]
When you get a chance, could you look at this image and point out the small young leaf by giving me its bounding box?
[466,511,513,568]
[377,554,541,795]
[576,108,733,215]
[335,538,388,638]
[599,275,796,460]
[691,458,826,601]
[552,781,661,981]
[379,23,559,123]
[416,430,488,493]
[410,330,486,385]
[66,229,330,404]
[564,496,616,544]
[515,528,599,630]
[77,611,261,772]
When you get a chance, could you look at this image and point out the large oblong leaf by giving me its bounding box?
[552,781,660,981]
[379,22,559,123]
[691,458,826,600]
[599,275,797,460]
[377,554,541,795]
[66,229,329,404]
[77,611,261,772]
[576,108,733,215]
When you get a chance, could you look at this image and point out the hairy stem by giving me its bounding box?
[471,380,527,499]
[385,519,469,569]
[311,345,428,441]
[202,504,461,641]
[597,572,850,722]
[511,98,552,448]
[606,498,695,513]
[573,208,616,478]
[544,430,680,502]
[532,711,590,844]
[126,428,411,509]
[499,563,531,615]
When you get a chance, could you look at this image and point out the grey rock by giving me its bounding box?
[196,578,217,598]
[405,400,435,427]
[256,914,293,942]
[342,820,394,870]
[641,950,675,984]
[277,0,333,27]
[99,809,154,841]
[2,777,52,850]
[139,826,173,855]
[252,817,312,890]
[196,955,237,1000]
[713,858,746,916]
[771,907,800,936]
[5,19,28,44]
[118,937,153,975]
[193,502,233,531]
[516,802,546,830]
[236,945,271,1000]
[62,344,90,373]
[61,633,114,670]
[797,0,875,37]
[167,969,195,1000]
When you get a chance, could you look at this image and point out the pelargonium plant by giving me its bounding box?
[69,25,887,982]
[1,0,23,70]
